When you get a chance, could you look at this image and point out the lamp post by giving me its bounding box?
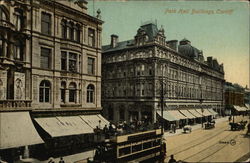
[161,75,164,135]
[200,99,204,128]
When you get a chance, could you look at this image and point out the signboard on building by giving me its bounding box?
[14,72,25,100]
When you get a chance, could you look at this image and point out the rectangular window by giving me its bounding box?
[61,89,65,103]
[69,90,76,102]
[69,53,77,72]
[40,47,51,69]
[41,12,51,35]
[88,57,95,75]
[61,51,67,71]
[88,28,95,47]
[61,20,67,39]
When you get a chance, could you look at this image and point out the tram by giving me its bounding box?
[92,129,166,163]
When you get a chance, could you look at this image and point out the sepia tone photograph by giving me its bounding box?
[0,0,249,162]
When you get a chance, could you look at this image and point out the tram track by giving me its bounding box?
[165,125,229,159]
[199,132,247,162]
[183,133,239,162]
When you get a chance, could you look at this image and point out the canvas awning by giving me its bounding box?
[0,112,44,149]
[195,109,211,116]
[80,114,110,129]
[34,116,94,138]
[202,109,213,116]
[188,109,203,118]
[208,108,218,115]
[168,110,187,120]
[233,105,248,112]
[157,111,178,121]
[179,110,196,119]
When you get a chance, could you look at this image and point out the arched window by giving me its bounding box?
[61,81,66,103]
[61,19,67,39]
[69,82,77,103]
[87,84,94,103]
[69,22,74,41]
[39,80,50,102]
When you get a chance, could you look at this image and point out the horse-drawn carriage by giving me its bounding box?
[205,122,215,129]
[183,125,192,133]
[229,121,247,131]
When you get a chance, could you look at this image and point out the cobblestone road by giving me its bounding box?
[164,116,250,162]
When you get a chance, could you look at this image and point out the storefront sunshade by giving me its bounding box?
[34,116,94,138]
[208,108,218,115]
[80,114,110,129]
[188,109,203,118]
[0,112,44,149]
[202,109,213,116]
[233,105,248,111]
[195,109,211,117]
[168,110,187,120]
[157,111,178,121]
[179,110,196,119]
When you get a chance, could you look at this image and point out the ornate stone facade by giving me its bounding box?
[0,0,103,113]
[102,22,225,124]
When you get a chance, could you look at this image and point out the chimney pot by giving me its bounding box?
[111,34,119,48]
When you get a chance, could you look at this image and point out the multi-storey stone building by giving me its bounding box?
[102,22,225,125]
[0,0,105,161]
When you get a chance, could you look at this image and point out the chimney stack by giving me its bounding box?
[111,34,118,48]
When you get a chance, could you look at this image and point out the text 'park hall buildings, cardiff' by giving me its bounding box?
[0,0,109,162]
[102,21,225,128]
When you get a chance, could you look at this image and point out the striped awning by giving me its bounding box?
[208,108,218,115]
[188,109,203,118]
[168,110,187,120]
[179,110,196,119]
[233,105,248,111]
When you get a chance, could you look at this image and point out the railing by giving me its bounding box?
[0,100,32,109]
[0,19,15,29]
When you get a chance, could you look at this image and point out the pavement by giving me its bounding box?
[164,116,229,138]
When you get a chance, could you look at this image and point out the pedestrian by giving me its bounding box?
[173,124,176,133]
[229,116,231,122]
[109,123,114,135]
[59,157,65,163]
[103,124,109,138]
[168,154,177,163]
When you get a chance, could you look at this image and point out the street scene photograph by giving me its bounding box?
[0,0,249,163]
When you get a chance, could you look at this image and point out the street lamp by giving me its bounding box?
[200,99,204,128]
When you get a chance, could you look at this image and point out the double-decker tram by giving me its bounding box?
[92,129,166,163]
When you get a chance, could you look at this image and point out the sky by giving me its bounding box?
[87,0,249,87]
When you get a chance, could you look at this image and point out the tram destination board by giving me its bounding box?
[127,131,157,141]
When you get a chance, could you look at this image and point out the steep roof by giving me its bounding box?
[140,23,158,41]
[102,39,135,53]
